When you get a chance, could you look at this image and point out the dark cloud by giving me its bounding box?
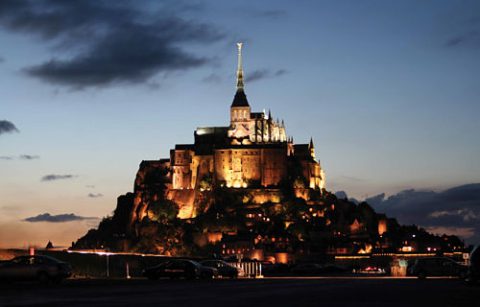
[41,174,78,182]
[364,193,385,205]
[0,154,39,160]
[0,120,19,135]
[252,9,287,19]
[87,193,103,198]
[334,190,359,204]
[340,175,367,182]
[445,30,480,48]
[246,69,288,83]
[23,213,98,223]
[335,191,348,199]
[0,0,224,88]
[442,7,480,49]
[425,226,475,239]
[202,73,222,84]
[367,184,480,243]
[19,154,40,160]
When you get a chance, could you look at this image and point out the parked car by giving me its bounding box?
[143,259,218,280]
[409,257,467,279]
[262,263,290,276]
[200,260,243,278]
[290,263,324,275]
[0,255,72,283]
[465,245,480,284]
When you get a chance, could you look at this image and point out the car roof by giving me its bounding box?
[169,259,201,266]
[13,255,62,262]
[152,259,196,268]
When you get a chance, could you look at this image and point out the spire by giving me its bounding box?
[309,137,314,149]
[236,42,244,90]
[231,42,249,107]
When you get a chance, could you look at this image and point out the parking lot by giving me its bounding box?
[0,277,478,307]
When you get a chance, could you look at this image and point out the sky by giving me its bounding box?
[1,0,479,248]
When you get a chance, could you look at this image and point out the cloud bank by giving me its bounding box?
[41,174,78,182]
[0,120,19,135]
[0,0,224,88]
[23,213,98,223]
[365,184,480,243]
[0,154,40,160]
[87,193,103,198]
[246,69,288,83]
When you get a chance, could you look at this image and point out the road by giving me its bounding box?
[0,277,478,307]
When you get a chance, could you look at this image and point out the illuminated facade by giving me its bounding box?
[130,44,325,219]
[75,47,466,258]
[169,43,325,192]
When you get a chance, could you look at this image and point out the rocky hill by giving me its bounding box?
[74,160,464,259]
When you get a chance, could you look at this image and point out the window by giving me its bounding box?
[12,257,30,265]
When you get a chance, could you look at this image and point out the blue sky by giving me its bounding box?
[1,0,479,247]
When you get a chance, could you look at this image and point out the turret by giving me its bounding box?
[309,137,315,158]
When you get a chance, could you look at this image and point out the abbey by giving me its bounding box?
[75,44,465,260]
[176,46,324,191]
[135,43,325,219]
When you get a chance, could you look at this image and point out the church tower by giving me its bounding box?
[229,43,251,139]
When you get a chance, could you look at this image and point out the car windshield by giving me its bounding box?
[37,255,62,263]
[188,260,202,268]
[200,260,222,268]
[201,261,216,267]
[11,257,30,265]
[11,255,62,265]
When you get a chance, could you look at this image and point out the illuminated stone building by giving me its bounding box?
[75,44,466,259]
[137,43,325,218]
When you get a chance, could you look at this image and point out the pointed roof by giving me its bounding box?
[309,137,314,149]
[232,88,249,107]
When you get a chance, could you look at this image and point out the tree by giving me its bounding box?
[148,199,179,224]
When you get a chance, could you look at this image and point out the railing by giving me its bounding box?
[228,261,263,278]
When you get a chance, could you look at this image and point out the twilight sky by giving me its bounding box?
[1,0,479,248]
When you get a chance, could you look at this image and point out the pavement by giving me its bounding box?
[0,277,478,307]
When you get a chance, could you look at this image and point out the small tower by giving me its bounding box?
[230,43,251,139]
[309,137,315,159]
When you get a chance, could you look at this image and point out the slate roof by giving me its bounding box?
[231,89,249,107]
